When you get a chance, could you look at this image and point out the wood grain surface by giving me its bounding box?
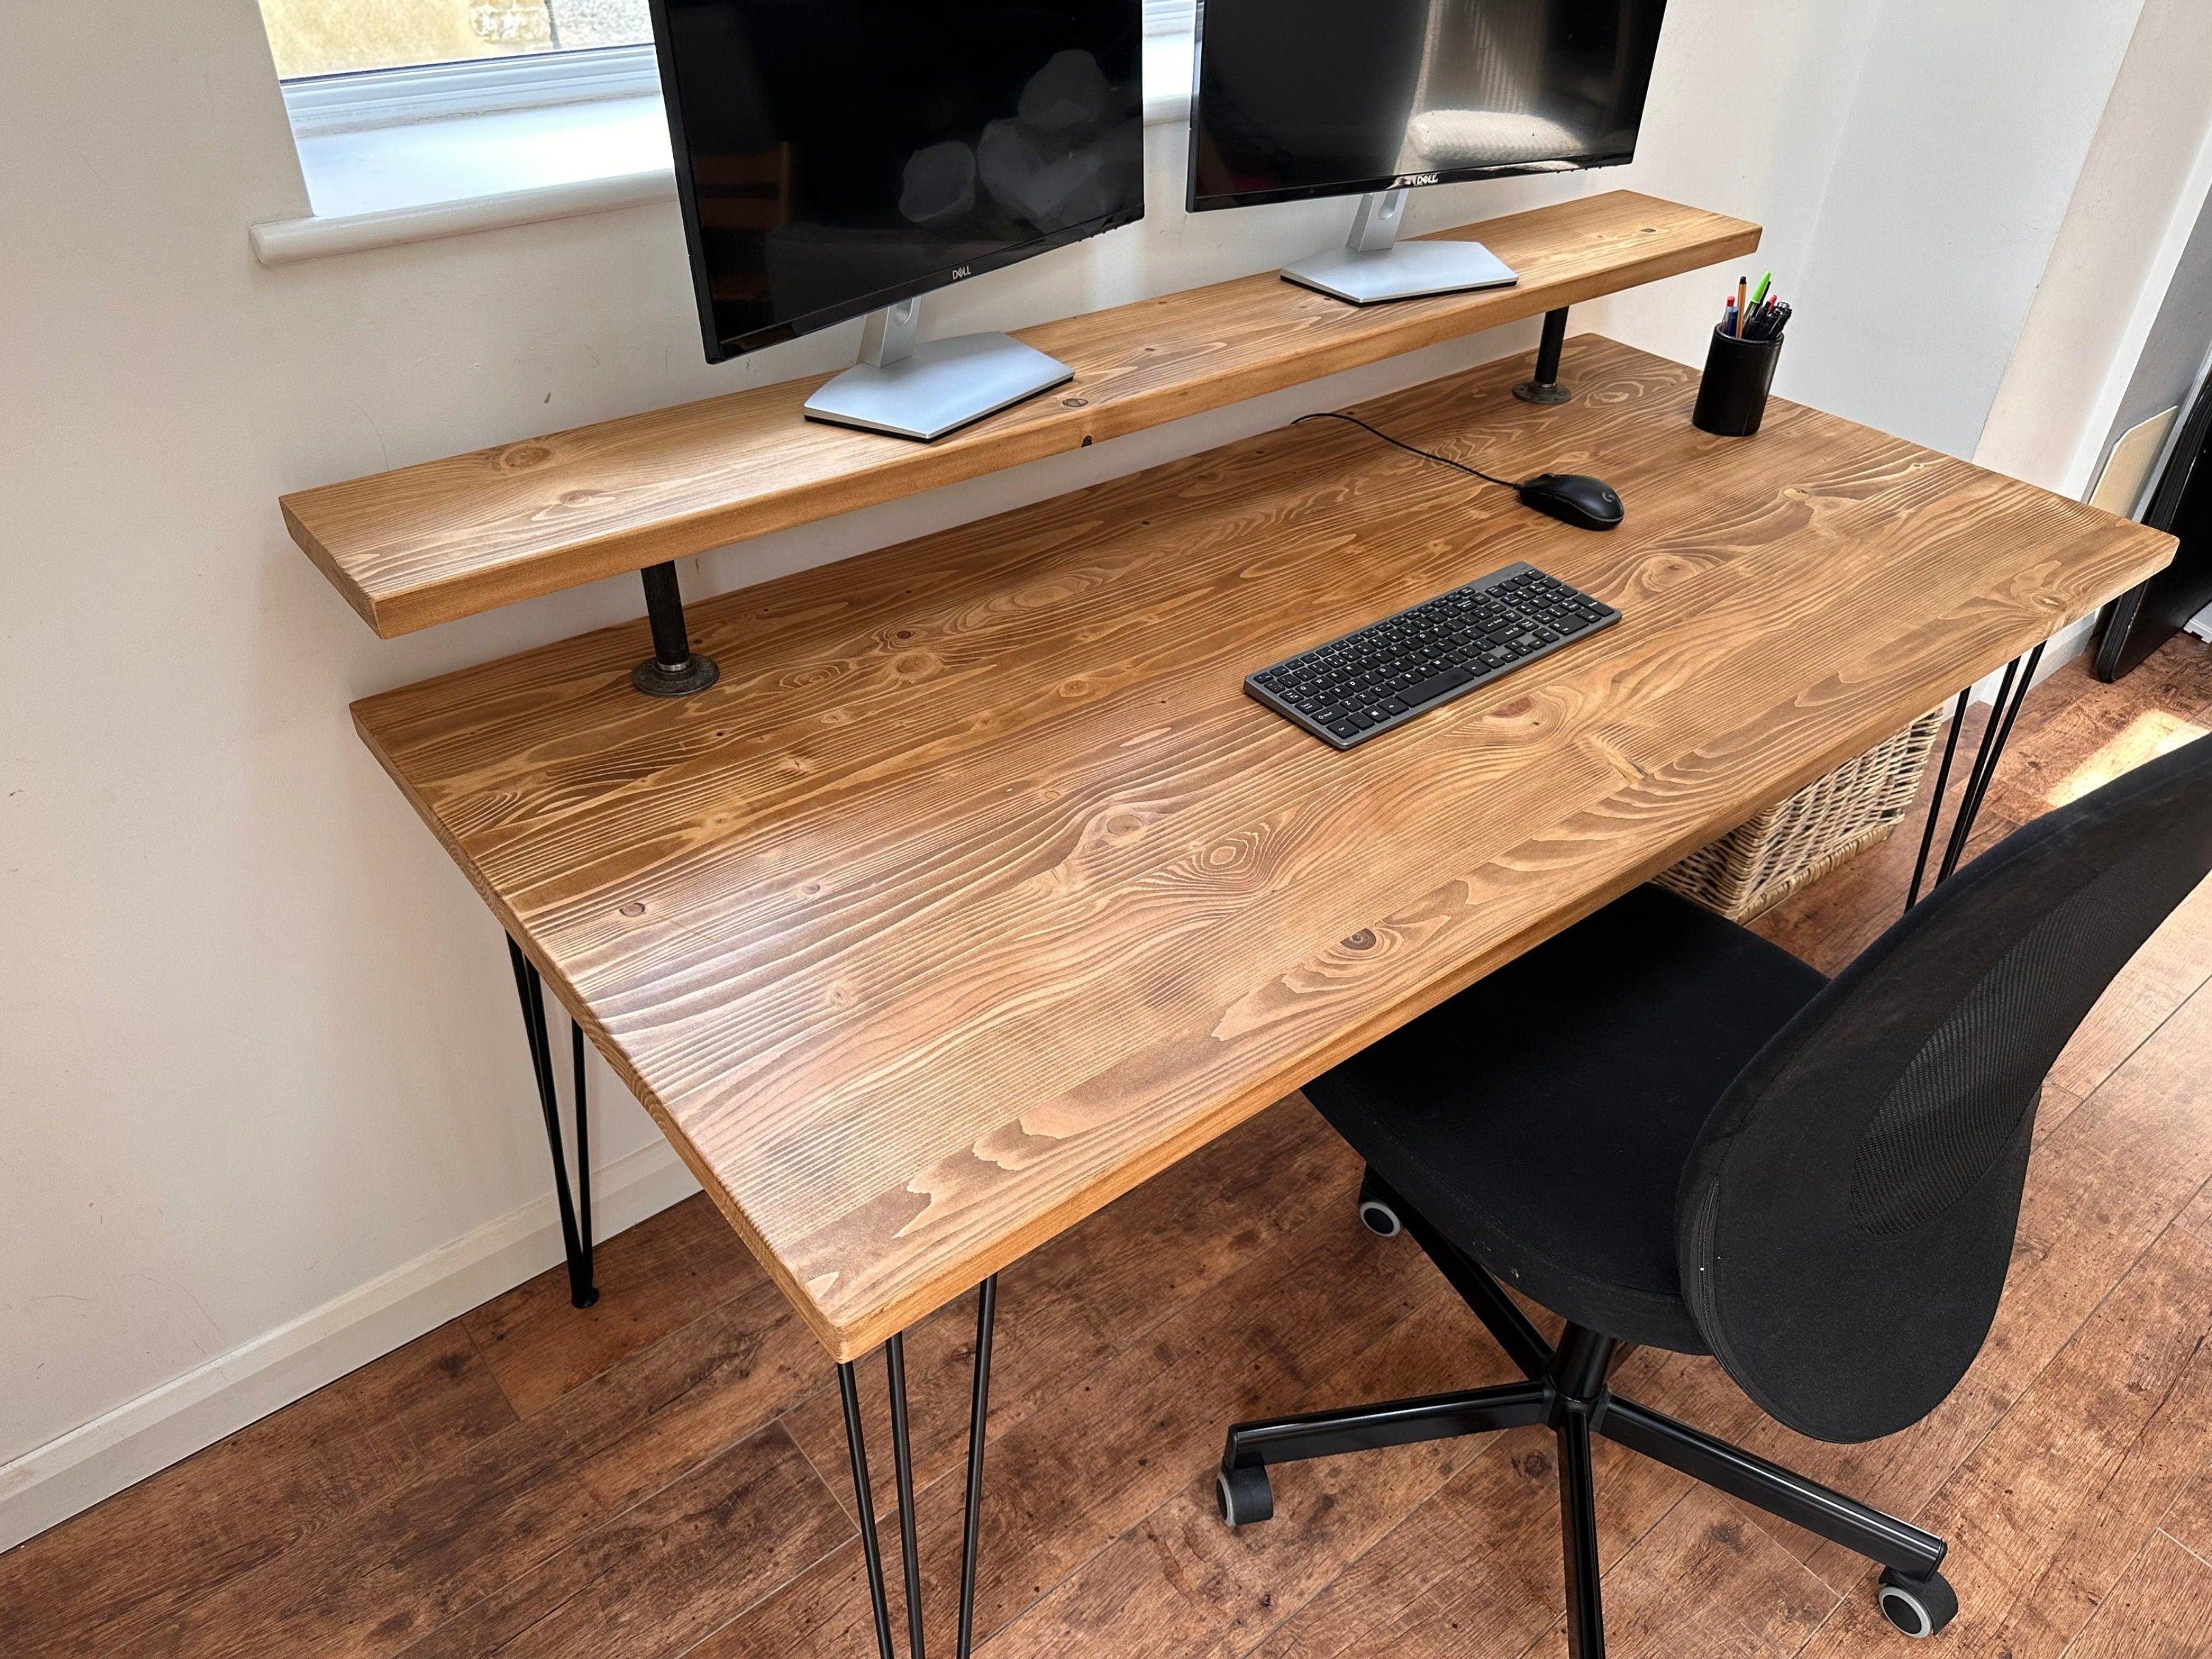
[351,336,2175,1362]
[284,192,1758,636]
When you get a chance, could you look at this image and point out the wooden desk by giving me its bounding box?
[355,335,2173,1371]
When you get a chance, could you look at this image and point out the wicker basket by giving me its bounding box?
[1656,709,1948,922]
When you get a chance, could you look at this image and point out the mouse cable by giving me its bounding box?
[1291,410,1524,492]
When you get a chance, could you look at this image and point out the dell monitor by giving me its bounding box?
[650,0,1145,439]
[1189,0,1669,303]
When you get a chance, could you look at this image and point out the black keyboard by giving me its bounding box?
[1246,563,1620,749]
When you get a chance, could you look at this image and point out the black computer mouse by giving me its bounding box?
[1518,473,1624,531]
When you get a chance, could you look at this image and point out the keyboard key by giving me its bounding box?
[1402,664,1474,705]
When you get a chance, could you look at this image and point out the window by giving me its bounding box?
[262,1,660,141]
[265,1,1190,138]
[1145,0,1196,35]
[261,0,652,80]
[253,0,1196,257]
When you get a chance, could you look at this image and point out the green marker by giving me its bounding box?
[1749,271,1773,312]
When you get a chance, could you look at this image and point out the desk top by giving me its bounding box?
[286,192,1756,636]
[355,337,2173,1360]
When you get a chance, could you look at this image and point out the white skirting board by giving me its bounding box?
[0,1141,699,1553]
[2189,604,2211,642]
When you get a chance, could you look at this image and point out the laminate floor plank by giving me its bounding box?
[1237,1422,1685,1659]
[1793,1219,2212,1658]
[778,1096,1353,1525]
[2047,871,2212,1100]
[0,1321,515,1658]
[2177,1171,2212,1254]
[1514,1488,1838,1659]
[982,1272,1491,1659]
[1978,639,2212,829]
[2034,1082,2087,1147]
[2157,1435,2212,1568]
[396,1423,849,1659]
[463,1192,765,1417]
[2053,1531,2212,1659]
[692,1190,1454,1657]
[1228,1315,1726,1659]
[157,1276,821,1657]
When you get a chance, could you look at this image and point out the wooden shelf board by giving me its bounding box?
[286,191,1758,638]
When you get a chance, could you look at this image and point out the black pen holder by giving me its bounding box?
[1694,325,1783,437]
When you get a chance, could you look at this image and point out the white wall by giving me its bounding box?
[1765,0,2149,460]
[2102,188,2212,463]
[1592,0,1886,375]
[0,0,2168,1547]
[1979,0,2212,498]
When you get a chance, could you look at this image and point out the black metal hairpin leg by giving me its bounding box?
[957,1276,998,1656]
[506,936,598,1308]
[886,1335,928,1659]
[1905,641,2046,913]
[839,1276,1001,1659]
[839,1361,900,1659]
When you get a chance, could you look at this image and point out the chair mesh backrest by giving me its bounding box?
[1676,732,2212,1443]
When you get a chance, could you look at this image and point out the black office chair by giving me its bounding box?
[1214,733,2212,1653]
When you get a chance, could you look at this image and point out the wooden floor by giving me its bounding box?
[8,636,2212,1659]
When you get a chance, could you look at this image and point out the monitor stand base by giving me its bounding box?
[1281,188,1519,306]
[803,300,1072,441]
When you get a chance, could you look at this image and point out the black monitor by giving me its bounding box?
[651,0,1145,439]
[1188,0,1669,304]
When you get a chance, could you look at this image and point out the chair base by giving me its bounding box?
[1217,1175,1956,1654]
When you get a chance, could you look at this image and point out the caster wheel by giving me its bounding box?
[1876,1568,1957,1639]
[1216,1463,1274,1528]
[1357,1196,1403,1237]
[1356,1171,1404,1238]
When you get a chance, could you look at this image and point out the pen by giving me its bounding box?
[1737,276,1749,336]
[1749,271,1772,314]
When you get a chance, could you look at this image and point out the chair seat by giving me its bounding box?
[1305,885,1828,1351]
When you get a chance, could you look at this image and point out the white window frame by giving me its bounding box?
[280,41,662,138]
[1145,0,1197,35]
[280,2,1195,138]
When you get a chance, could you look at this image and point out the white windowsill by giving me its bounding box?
[250,32,1196,268]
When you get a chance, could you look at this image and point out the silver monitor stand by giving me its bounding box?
[1281,188,1519,306]
[802,297,1073,441]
